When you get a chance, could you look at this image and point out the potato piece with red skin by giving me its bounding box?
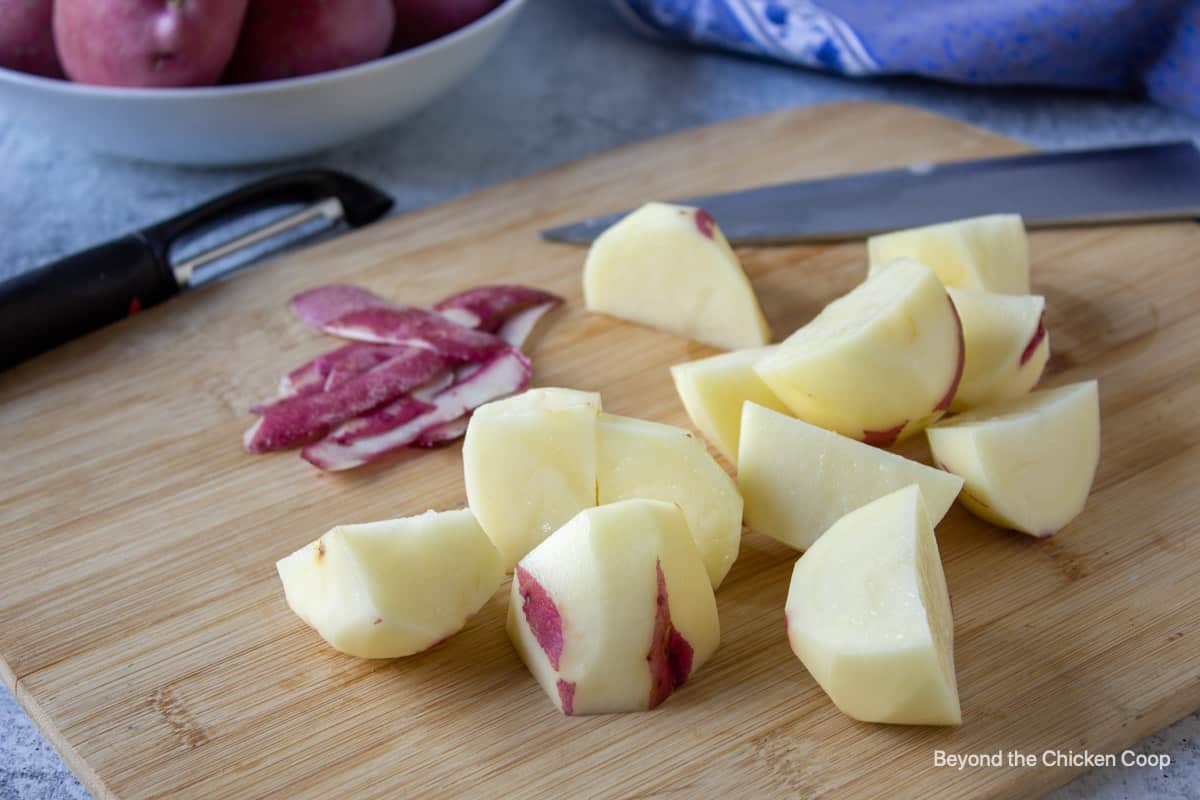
[226,0,394,83]
[507,500,719,715]
[583,202,770,351]
[755,259,964,445]
[0,0,62,78]
[54,0,248,87]
[946,288,1049,412]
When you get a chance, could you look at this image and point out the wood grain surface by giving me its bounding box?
[1,102,1197,800]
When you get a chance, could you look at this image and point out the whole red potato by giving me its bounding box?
[391,0,500,50]
[226,0,395,83]
[0,0,62,78]
[54,0,249,87]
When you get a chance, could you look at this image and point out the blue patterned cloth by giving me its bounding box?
[612,1,1200,116]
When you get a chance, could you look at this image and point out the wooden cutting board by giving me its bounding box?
[2,102,1197,800]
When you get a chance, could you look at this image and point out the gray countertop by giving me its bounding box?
[1,1,1198,798]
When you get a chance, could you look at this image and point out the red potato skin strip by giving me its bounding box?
[321,307,510,364]
[433,285,562,333]
[289,285,397,328]
[301,348,532,471]
[410,300,560,446]
[498,300,559,349]
[256,283,557,461]
[244,347,447,453]
[413,415,471,448]
[321,345,409,392]
[306,395,436,444]
[270,343,401,402]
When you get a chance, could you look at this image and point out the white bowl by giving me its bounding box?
[0,0,524,166]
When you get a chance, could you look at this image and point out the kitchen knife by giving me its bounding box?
[0,170,393,371]
[540,141,1200,245]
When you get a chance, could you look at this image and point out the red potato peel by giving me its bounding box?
[433,285,562,333]
[270,342,402,403]
[289,285,398,328]
[410,298,560,446]
[301,348,531,470]
[291,286,513,364]
[252,283,557,467]
[413,416,471,448]
[322,345,412,392]
[245,346,446,452]
[321,306,510,364]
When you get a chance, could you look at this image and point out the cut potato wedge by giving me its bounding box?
[947,287,1049,411]
[670,346,788,463]
[867,214,1030,294]
[786,485,961,726]
[583,202,770,350]
[508,499,720,715]
[755,259,963,445]
[738,403,962,551]
[597,413,743,588]
[463,387,601,568]
[277,509,503,659]
[927,381,1100,537]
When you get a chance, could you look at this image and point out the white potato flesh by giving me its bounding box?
[786,485,961,726]
[670,345,789,463]
[463,387,601,569]
[754,259,963,445]
[596,412,743,588]
[738,403,962,551]
[947,287,1049,411]
[276,509,503,659]
[927,381,1100,537]
[583,202,770,350]
[507,499,720,715]
[867,213,1030,294]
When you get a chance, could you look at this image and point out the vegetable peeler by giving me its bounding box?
[0,170,393,371]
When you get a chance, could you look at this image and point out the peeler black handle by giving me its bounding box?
[0,234,178,371]
[0,170,392,372]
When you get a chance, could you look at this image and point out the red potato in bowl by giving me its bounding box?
[227,0,395,83]
[54,0,249,87]
[0,0,62,78]
[391,0,499,50]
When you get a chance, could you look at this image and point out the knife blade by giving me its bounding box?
[0,170,393,372]
[540,142,1200,245]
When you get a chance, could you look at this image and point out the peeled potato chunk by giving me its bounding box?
[464,388,745,582]
[738,403,962,551]
[670,346,789,463]
[583,202,770,350]
[786,485,961,726]
[597,412,743,588]
[463,387,601,569]
[947,287,1049,411]
[277,509,503,659]
[927,381,1100,537]
[508,499,720,715]
[867,213,1030,294]
[755,258,964,446]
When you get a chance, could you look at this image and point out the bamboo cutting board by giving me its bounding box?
[2,102,1198,800]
